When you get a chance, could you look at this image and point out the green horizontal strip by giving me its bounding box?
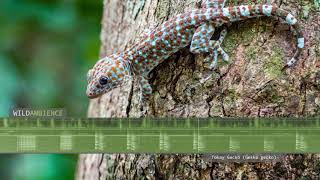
[0,118,319,153]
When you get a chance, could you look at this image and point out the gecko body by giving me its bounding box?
[86,1,304,108]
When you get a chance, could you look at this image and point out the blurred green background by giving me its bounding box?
[0,0,103,179]
[0,0,102,117]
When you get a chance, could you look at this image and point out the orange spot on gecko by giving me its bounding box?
[111,67,117,73]
[150,33,155,40]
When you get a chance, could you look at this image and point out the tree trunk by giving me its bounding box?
[76,0,320,179]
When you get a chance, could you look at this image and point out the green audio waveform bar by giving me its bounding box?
[0,118,319,153]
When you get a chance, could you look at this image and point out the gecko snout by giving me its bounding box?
[86,88,100,99]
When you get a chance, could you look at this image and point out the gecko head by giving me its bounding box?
[86,56,129,99]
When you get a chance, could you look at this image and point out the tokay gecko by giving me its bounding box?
[86,0,304,109]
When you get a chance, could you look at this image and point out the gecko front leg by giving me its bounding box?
[190,23,229,69]
[197,0,229,68]
[208,28,229,68]
[138,75,152,112]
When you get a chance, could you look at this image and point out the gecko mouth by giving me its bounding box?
[87,93,101,99]
[86,88,103,99]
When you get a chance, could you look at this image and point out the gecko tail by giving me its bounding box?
[226,4,304,66]
[258,4,304,67]
[275,7,304,67]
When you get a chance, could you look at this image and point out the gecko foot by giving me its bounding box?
[207,44,230,69]
[207,28,229,69]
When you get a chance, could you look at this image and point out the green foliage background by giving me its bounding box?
[0,0,102,179]
[0,0,102,117]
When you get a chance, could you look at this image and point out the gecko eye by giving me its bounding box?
[99,76,109,86]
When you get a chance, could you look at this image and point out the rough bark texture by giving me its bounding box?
[77,0,320,179]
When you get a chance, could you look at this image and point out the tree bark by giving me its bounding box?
[77,0,320,179]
